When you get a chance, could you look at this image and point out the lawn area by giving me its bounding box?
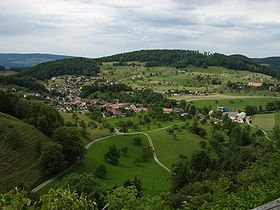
[104,114,184,132]
[274,112,280,127]
[252,113,275,132]
[148,128,202,168]
[190,97,277,111]
[39,134,170,196]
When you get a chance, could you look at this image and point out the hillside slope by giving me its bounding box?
[0,53,71,68]
[0,112,50,193]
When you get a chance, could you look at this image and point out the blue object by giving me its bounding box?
[223,107,229,112]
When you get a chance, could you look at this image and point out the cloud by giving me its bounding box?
[0,0,279,57]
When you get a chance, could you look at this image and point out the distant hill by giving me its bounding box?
[0,112,50,193]
[231,54,280,68]
[251,57,280,67]
[98,49,255,70]
[0,53,71,68]
[23,57,100,80]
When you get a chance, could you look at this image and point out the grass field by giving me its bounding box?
[104,114,183,132]
[274,112,280,127]
[190,97,278,111]
[40,135,170,195]
[148,128,202,168]
[252,113,275,132]
[0,112,50,193]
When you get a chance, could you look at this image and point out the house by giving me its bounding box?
[248,80,262,87]
[163,108,174,113]
[106,103,127,115]
[269,84,280,91]
[131,107,148,112]
[222,112,246,123]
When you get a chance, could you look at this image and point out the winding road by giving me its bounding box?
[31,123,180,193]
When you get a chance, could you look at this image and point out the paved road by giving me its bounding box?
[31,123,180,193]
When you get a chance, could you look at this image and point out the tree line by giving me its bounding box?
[0,75,47,92]
[81,83,177,108]
[20,57,100,80]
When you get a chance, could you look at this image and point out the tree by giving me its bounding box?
[121,146,128,156]
[245,105,258,116]
[62,172,104,208]
[40,142,65,177]
[106,186,137,210]
[95,164,107,179]
[104,144,120,165]
[190,150,211,172]
[123,177,143,197]
[142,146,153,160]
[53,127,86,164]
[172,159,190,192]
[40,188,97,209]
[133,136,142,146]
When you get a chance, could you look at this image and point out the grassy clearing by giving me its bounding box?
[189,97,277,111]
[0,112,50,193]
[252,113,275,132]
[274,112,280,127]
[148,128,202,168]
[39,135,170,195]
[0,71,16,76]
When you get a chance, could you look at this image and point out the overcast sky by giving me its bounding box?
[0,0,279,57]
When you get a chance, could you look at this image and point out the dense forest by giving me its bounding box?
[98,50,280,79]
[21,57,100,80]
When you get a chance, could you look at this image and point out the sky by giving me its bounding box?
[0,0,279,58]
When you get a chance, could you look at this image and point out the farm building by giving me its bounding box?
[248,80,262,87]
[222,112,246,123]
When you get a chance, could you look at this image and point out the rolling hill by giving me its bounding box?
[0,112,50,193]
[0,53,71,68]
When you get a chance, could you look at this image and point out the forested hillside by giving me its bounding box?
[22,57,100,80]
[98,50,280,79]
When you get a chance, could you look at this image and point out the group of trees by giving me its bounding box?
[0,75,47,92]
[0,91,63,136]
[81,83,177,108]
[40,127,86,177]
[167,114,274,209]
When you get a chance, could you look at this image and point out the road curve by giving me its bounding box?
[31,123,178,193]
[246,118,275,143]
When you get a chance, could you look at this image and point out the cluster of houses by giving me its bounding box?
[213,106,247,123]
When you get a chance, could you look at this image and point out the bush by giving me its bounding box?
[133,137,142,146]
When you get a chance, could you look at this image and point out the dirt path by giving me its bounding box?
[246,118,275,142]
[31,123,179,193]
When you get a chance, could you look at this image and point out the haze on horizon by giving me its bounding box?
[0,0,280,58]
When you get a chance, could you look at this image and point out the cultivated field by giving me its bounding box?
[252,113,275,132]
[0,112,50,193]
